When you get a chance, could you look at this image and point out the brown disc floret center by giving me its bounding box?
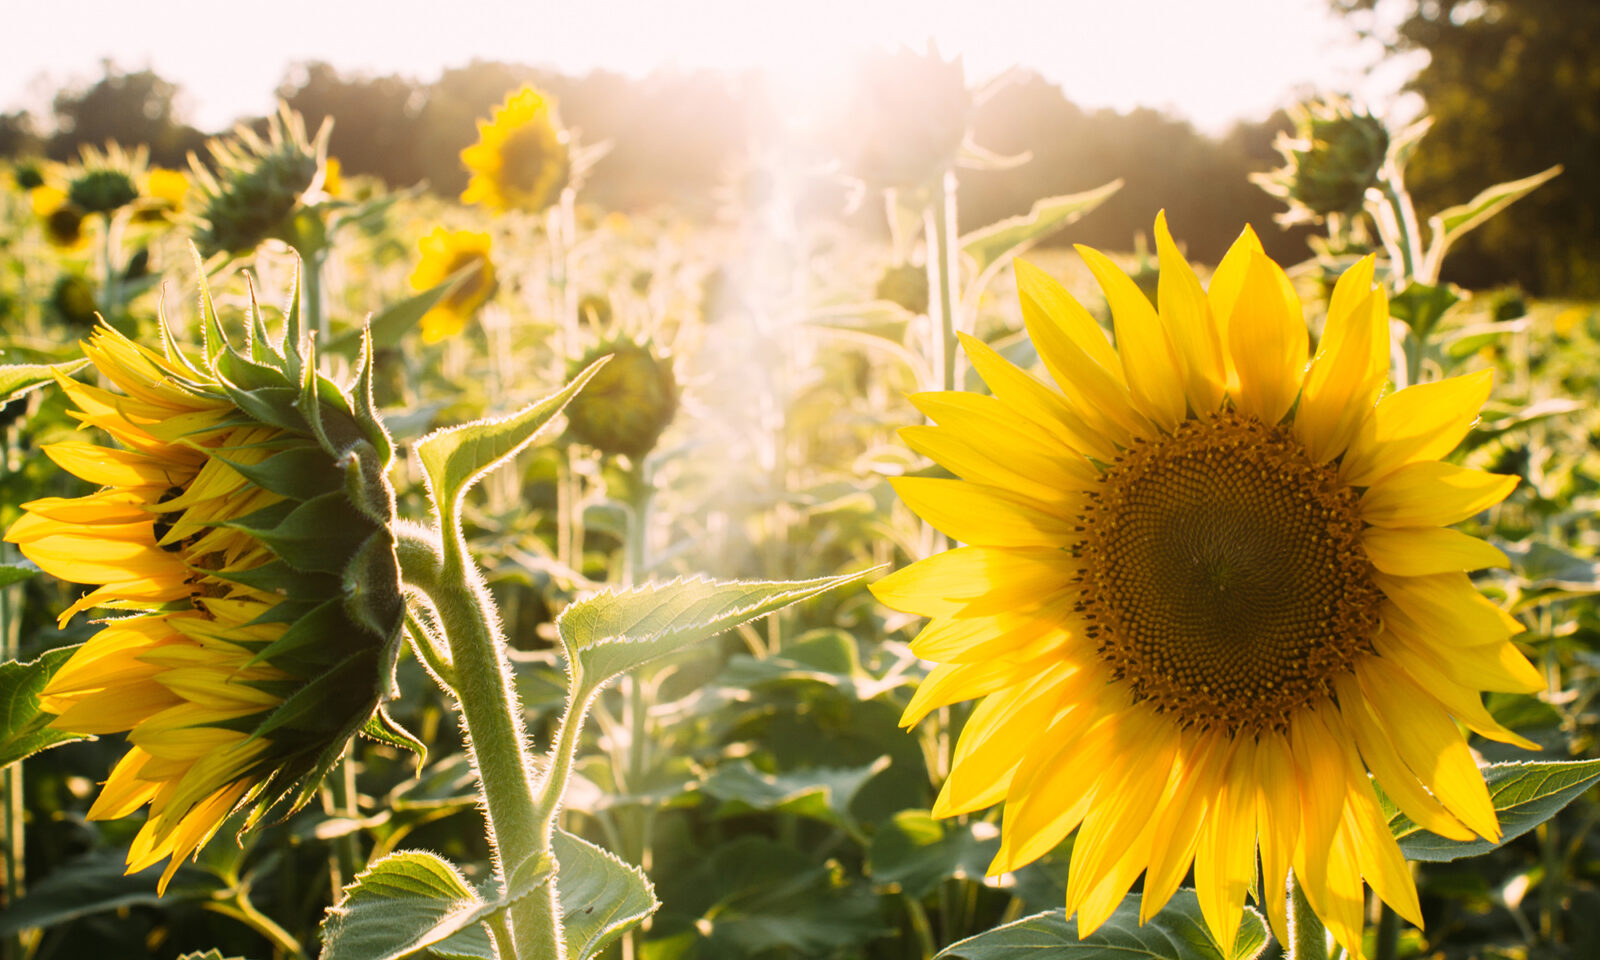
[1077,410,1380,733]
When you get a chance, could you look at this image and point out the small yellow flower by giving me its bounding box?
[460,85,571,214]
[6,282,404,892]
[145,167,189,210]
[410,227,498,343]
[322,156,343,196]
[874,213,1536,958]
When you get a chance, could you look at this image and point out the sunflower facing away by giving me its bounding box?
[872,213,1538,958]
[4,274,405,891]
[409,226,499,343]
[460,85,571,214]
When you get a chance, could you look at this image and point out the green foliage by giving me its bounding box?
[0,847,225,936]
[0,644,87,769]
[937,893,1267,960]
[1386,760,1600,862]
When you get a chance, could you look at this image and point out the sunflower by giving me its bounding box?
[872,213,1537,958]
[410,227,498,343]
[5,280,404,892]
[31,185,88,251]
[460,85,571,214]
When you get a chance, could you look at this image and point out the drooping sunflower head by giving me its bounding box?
[874,213,1536,958]
[6,264,406,891]
[1256,95,1389,224]
[409,227,499,343]
[67,143,145,216]
[460,85,571,214]
[190,104,327,256]
[564,340,678,460]
[852,45,971,189]
[49,273,100,327]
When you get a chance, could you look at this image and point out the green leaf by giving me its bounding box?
[1388,759,1600,862]
[557,570,870,698]
[554,827,658,960]
[0,359,87,405]
[0,847,224,935]
[326,259,487,357]
[867,810,1002,899]
[700,757,888,834]
[937,892,1267,960]
[1390,281,1460,341]
[960,180,1123,298]
[0,645,89,769]
[1429,165,1562,260]
[361,705,428,772]
[417,358,608,522]
[0,561,39,589]
[175,951,251,960]
[320,849,552,960]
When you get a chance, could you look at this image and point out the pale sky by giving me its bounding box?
[6,0,1419,135]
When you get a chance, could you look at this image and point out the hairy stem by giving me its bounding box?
[1288,872,1328,960]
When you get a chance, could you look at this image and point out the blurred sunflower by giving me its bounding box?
[873,213,1537,958]
[31,185,88,251]
[410,227,498,343]
[5,286,404,892]
[460,85,571,214]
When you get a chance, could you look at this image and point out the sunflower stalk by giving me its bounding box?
[1288,873,1329,960]
[923,168,961,394]
[397,527,558,958]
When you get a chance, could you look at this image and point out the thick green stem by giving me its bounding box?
[921,169,961,394]
[303,247,329,356]
[1373,902,1399,960]
[398,527,556,959]
[1288,872,1328,960]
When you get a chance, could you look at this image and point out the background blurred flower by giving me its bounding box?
[409,226,498,342]
[460,85,571,214]
[564,340,677,459]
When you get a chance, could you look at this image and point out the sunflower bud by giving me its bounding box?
[49,274,99,327]
[875,263,929,315]
[460,85,572,214]
[409,227,498,343]
[13,161,45,191]
[191,104,326,256]
[4,265,404,892]
[564,341,677,459]
[852,47,971,189]
[1256,96,1389,223]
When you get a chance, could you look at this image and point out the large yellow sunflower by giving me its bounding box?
[872,213,1538,958]
[460,85,571,214]
[5,295,404,891]
[410,226,499,343]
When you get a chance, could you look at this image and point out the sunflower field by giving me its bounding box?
[1,43,1598,960]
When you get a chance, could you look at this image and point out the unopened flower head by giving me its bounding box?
[409,227,498,343]
[190,104,327,256]
[68,143,145,216]
[460,85,571,214]
[1257,96,1389,224]
[49,274,99,327]
[853,46,971,189]
[875,213,1534,958]
[6,265,405,891]
[565,340,678,459]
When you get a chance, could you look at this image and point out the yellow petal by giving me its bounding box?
[1289,704,1349,910]
[908,606,1073,664]
[1360,461,1518,528]
[1356,657,1500,841]
[1336,671,1475,842]
[1013,258,1123,374]
[43,442,184,490]
[935,664,1084,816]
[1341,370,1495,486]
[1296,287,1387,463]
[1076,244,1187,430]
[890,477,1077,547]
[1065,712,1178,916]
[870,547,1078,619]
[901,654,1056,727]
[954,333,1116,461]
[1375,573,1523,646]
[1205,227,1264,391]
[1142,732,1227,923]
[1362,526,1510,577]
[1378,604,1542,694]
[1193,736,1258,955]
[1226,251,1307,425]
[1254,730,1300,946]
[1154,211,1227,413]
[900,424,1095,503]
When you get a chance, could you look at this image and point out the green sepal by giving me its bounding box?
[200,562,338,601]
[296,357,364,457]
[245,276,287,367]
[215,443,345,502]
[228,491,375,574]
[244,597,351,669]
[351,327,394,469]
[360,706,426,773]
[216,343,294,394]
[220,382,310,435]
[340,440,398,527]
[248,649,375,741]
[282,262,306,386]
[342,532,404,651]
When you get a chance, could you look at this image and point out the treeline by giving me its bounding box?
[6,43,1592,295]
